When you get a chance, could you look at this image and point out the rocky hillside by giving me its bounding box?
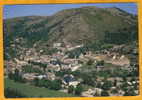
[3,6,138,59]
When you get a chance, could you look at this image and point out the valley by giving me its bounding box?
[4,6,139,97]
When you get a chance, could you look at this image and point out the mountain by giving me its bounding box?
[3,6,138,59]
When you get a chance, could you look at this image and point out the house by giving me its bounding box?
[94,88,102,96]
[52,53,64,59]
[46,72,56,80]
[71,64,82,71]
[69,81,80,88]
[82,88,102,97]
[53,43,62,48]
[14,58,28,66]
[109,89,125,96]
[61,64,71,70]
[36,75,47,79]
[46,64,61,72]
[67,44,84,51]
[79,53,84,59]
[22,73,38,81]
[39,55,51,63]
[96,65,105,71]
[63,74,75,84]
[63,58,78,66]
[81,89,95,97]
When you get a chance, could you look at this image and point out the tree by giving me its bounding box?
[111,89,118,94]
[75,84,83,95]
[33,78,62,90]
[114,79,117,86]
[68,85,74,94]
[101,90,109,96]
[8,69,24,82]
[97,60,104,66]
[101,44,113,50]
[96,82,102,88]
[49,80,62,90]
[22,65,43,74]
[41,64,47,72]
[5,87,26,98]
[124,88,137,96]
[8,72,14,80]
[87,59,94,65]
[102,80,112,90]
[82,74,96,86]
[33,78,39,86]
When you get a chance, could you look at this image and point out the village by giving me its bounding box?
[4,41,139,97]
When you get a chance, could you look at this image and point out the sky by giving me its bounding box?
[3,3,137,19]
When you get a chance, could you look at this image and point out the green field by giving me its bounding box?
[5,78,75,98]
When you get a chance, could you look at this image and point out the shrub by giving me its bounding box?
[75,84,83,95]
[5,87,26,98]
[68,85,75,94]
[8,69,25,83]
[101,90,109,96]
[102,80,112,90]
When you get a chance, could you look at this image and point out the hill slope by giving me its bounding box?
[3,6,138,59]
